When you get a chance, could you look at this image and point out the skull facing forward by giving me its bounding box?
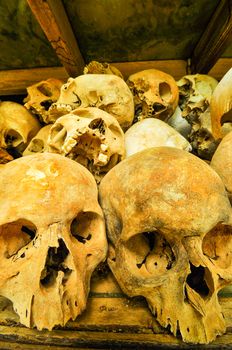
[0,153,107,330]
[99,147,232,344]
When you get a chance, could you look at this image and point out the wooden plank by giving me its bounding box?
[0,58,231,97]
[208,58,232,80]
[0,67,68,95]
[191,0,232,73]
[27,0,85,77]
[113,60,188,80]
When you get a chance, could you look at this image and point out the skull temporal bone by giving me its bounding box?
[0,153,107,330]
[99,147,232,344]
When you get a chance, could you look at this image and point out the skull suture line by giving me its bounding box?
[99,147,232,344]
[0,153,107,330]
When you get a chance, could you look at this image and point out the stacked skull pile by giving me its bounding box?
[0,63,231,344]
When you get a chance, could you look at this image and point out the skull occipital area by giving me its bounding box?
[0,153,107,330]
[99,147,232,344]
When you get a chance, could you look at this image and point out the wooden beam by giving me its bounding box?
[191,0,232,74]
[0,59,231,96]
[27,0,85,77]
[113,60,188,80]
[209,58,232,80]
[0,67,68,95]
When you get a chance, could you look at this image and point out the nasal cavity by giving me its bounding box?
[40,239,71,287]
[186,262,210,297]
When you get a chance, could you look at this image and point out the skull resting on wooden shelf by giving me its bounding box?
[0,153,107,330]
[49,74,134,130]
[99,147,232,344]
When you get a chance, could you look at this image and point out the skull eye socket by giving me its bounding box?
[202,224,232,269]
[125,231,175,276]
[49,124,67,151]
[159,82,172,102]
[5,129,23,148]
[28,139,45,153]
[71,212,100,244]
[0,219,37,258]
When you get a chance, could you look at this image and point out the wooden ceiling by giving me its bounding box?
[0,0,231,95]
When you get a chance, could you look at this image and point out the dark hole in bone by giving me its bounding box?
[71,212,99,243]
[129,231,175,273]
[37,84,53,97]
[220,109,232,125]
[40,239,71,287]
[21,225,36,240]
[152,103,165,113]
[159,82,172,102]
[41,99,53,111]
[5,130,22,147]
[0,219,37,258]
[186,263,209,297]
[89,118,105,134]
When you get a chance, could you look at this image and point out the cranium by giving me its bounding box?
[124,118,191,158]
[126,69,179,122]
[177,74,218,159]
[48,107,125,183]
[0,101,41,156]
[49,74,134,130]
[24,78,63,124]
[210,68,232,139]
[211,130,232,202]
[23,125,52,156]
[99,147,232,344]
[0,153,107,330]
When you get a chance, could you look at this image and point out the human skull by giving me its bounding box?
[126,69,179,122]
[211,130,232,202]
[23,125,52,156]
[24,78,63,124]
[48,107,125,183]
[124,118,191,158]
[177,74,218,159]
[0,101,41,156]
[49,74,134,130]
[210,68,232,139]
[99,147,232,344]
[0,153,107,330]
